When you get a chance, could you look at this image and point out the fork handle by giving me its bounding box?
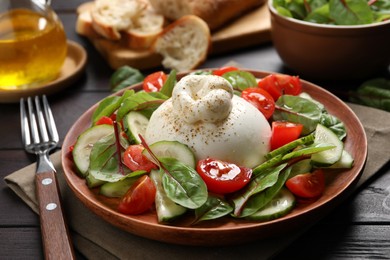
[36,171,75,260]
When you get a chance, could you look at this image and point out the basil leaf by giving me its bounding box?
[160,157,208,209]
[110,66,144,92]
[232,163,288,217]
[239,166,291,217]
[273,95,322,135]
[116,91,168,121]
[194,196,233,224]
[91,90,135,125]
[222,71,257,91]
[159,70,177,97]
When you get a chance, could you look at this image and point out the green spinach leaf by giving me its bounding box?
[159,70,177,97]
[349,78,390,112]
[110,66,144,92]
[194,196,233,224]
[91,90,134,124]
[116,91,168,121]
[273,95,323,135]
[89,132,132,182]
[237,166,291,218]
[160,157,208,209]
[222,71,258,91]
[232,163,288,217]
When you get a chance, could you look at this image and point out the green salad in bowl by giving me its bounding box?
[273,0,390,25]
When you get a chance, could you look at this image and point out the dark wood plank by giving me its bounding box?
[275,224,390,259]
[0,228,44,259]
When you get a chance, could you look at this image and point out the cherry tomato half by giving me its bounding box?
[118,175,156,215]
[270,121,303,150]
[123,145,158,172]
[212,66,239,76]
[142,71,167,92]
[196,158,252,194]
[95,116,114,126]
[257,74,302,101]
[241,87,275,119]
[285,169,325,199]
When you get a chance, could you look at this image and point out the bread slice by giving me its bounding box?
[76,10,101,38]
[153,15,211,72]
[91,0,147,40]
[148,0,263,31]
[124,7,165,50]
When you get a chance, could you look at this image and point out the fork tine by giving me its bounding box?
[20,98,31,147]
[42,95,59,143]
[27,97,40,145]
[35,96,49,143]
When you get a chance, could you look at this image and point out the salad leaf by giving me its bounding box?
[232,164,286,216]
[349,78,390,112]
[329,0,374,25]
[273,95,323,135]
[232,164,291,217]
[91,90,134,124]
[319,113,346,139]
[116,91,168,121]
[88,132,133,182]
[159,157,208,209]
[159,70,177,97]
[222,71,258,91]
[193,195,233,224]
[110,66,144,92]
[273,0,389,25]
[305,4,332,24]
[239,166,291,218]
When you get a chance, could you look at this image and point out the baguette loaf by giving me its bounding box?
[153,15,211,72]
[148,0,263,31]
[91,0,147,40]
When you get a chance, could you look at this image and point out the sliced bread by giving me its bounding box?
[124,7,165,50]
[153,15,211,72]
[91,0,147,40]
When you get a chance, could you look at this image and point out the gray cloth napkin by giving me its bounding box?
[4,103,390,260]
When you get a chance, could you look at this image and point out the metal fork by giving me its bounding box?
[20,96,75,260]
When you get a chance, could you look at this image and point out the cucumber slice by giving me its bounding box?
[86,174,106,188]
[142,140,196,168]
[72,124,114,177]
[246,188,296,221]
[150,170,187,223]
[328,150,354,169]
[99,177,138,198]
[123,111,149,144]
[311,124,343,167]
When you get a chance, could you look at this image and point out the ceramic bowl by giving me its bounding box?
[268,0,390,80]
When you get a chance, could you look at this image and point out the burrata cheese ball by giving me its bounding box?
[145,74,271,168]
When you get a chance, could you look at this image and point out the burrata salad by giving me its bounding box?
[71,67,354,224]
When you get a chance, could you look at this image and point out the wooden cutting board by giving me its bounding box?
[77,2,271,70]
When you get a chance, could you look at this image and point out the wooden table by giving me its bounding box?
[1,1,389,258]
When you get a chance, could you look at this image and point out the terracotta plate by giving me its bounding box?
[62,70,367,246]
[0,40,87,103]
